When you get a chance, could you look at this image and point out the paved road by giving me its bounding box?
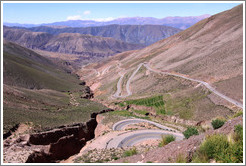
[113,119,176,132]
[104,118,184,148]
[112,72,126,98]
[112,61,243,109]
[106,129,184,148]
[112,63,143,98]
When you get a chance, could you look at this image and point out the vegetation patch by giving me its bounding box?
[211,118,226,129]
[183,127,199,139]
[4,51,81,91]
[163,87,215,120]
[159,134,176,147]
[3,87,106,133]
[119,95,166,115]
[175,154,187,163]
[192,125,243,163]
[230,110,243,119]
[108,110,150,120]
[123,147,137,157]
[133,109,149,116]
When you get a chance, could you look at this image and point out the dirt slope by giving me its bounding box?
[78,4,243,123]
[80,4,243,104]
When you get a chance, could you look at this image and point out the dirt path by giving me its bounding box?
[144,63,243,109]
[69,93,79,106]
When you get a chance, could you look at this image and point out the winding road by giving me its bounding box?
[113,62,243,109]
[113,119,176,132]
[112,63,143,98]
[107,129,184,148]
[106,118,184,148]
[143,63,243,109]
[79,118,183,152]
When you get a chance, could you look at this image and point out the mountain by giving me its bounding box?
[106,15,211,29]
[160,15,211,29]
[3,26,143,63]
[3,40,81,91]
[16,24,181,46]
[3,27,53,49]
[3,15,210,30]
[42,33,142,56]
[79,4,243,121]
[3,22,38,28]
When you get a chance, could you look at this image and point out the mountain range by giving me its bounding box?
[8,24,181,46]
[3,26,144,65]
[4,15,210,30]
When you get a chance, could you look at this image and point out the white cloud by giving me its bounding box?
[67,15,82,20]
[83,10,91,15]
[66,15,115,22]
[92,17,115,22]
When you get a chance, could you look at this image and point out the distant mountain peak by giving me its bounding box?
[3,14,210,30]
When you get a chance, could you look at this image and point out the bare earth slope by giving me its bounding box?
[79,4,243,121]
[149,4,243,102]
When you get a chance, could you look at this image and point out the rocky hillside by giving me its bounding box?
[3,26,143,60]
[42,33,142,56]
[16,24,181,46]
[3,28,53,49]
[79,4,243,121]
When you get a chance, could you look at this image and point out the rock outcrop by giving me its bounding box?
[25,108,114,163]
[80,86,94,99]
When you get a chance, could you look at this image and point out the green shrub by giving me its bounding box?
[194,125,243,163]
[211,118,226,129]
[123,147,137,157]
[231,111,243,118]
[234,124,243,142]
[183,127,199,139]
[199,134,229,160]
[216,141,243,163]
[176,154,187,163]
[191,153,209,163]
[159,135,176,147]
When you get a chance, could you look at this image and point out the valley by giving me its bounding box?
[2,3,244,164]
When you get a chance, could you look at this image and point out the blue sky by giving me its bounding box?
[3,2,241,24]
